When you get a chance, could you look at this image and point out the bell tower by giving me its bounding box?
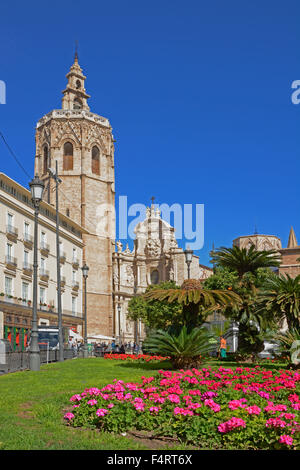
[34,53,116,338]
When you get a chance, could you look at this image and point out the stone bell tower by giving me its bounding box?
[34,52,116,338]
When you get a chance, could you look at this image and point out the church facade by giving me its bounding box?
[112,204,212,343]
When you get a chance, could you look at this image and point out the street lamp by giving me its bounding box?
[117,303,121,343]
[81,263,89,358]
[48,162,63,362]
[29,175,45,371]
[184,246,193,279]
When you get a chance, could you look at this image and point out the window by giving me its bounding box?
[75,80,81,89]
[92,146,100,175]
[72,270,76,283]
[72,296,76,316]
[5,277,12,296]
[150,270,159,285]
[43,146,48,174]
[7,213,13,230]
[66,208,70,217]
[6,243,12,258]
[40,287,46,305]
[22,282,29,301]
[24,250,29,267]
[72,248,77,261]
[63,142,73,170]
[40,257,46,274]
[73,98,82,110]
[41,231,46,249]
[24,222,30,239]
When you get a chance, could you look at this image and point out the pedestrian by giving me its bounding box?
[119,343,125,354]
[219,335,227,360]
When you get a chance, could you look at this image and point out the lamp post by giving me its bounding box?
[81,263,89,358]
[184,246,193,279]
[48,161,63,361]
[117,303,121,344]
[29,175,45,371]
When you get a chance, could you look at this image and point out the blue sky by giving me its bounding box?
[0,0,299,266]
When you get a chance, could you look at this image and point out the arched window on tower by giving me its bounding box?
[63,142,73,171]
[73,98,82,110]
[43,146,48,175]
[75,80,81,89]
[92,146,100,175]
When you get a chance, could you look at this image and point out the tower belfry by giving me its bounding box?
[34,53,116,338]
[62,53,91,111]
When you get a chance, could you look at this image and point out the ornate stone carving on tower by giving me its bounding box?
[34,53,116,338]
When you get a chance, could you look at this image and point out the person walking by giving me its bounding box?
[219,335,227,360]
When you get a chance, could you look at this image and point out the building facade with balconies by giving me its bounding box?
[0,172,86,350]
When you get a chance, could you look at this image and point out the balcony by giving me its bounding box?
[23,262,33,276]
[60,251,66,264]
[72,281,80,291]
[23,233,33,249]
[39,268,50,282]
[40,241,50,256]
[60,276,66,288]
[5,255,17,270]
[6,225,18,242]
[72,257,80,269]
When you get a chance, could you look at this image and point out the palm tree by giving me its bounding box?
[143,325,217,369]
[143,279,241,330]
[258,273,300,331]
[210,245,281,279]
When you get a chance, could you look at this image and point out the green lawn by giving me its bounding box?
[0,357,288,450]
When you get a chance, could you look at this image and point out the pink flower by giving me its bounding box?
[149,406,161,414]
[279,435,293,446]
[218,417,246,433]
[228,399,247,410]
[291,403,300,411]
[64,412,75,420]
[70,394,82,402]
[246,405,261,415]
[96,408,109,417]
[265,418,287,428]
[87,399,98,406]
[134,403,145,411]
[167,394,181,404]
[107,403,114,409]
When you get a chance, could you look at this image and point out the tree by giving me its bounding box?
[210,245,281,279]
[127,281,183,331]
[143,325,216,369]
[258,273,300,331]
[203,267,238,290]
[209,245,281,359]
[144,279,241,331]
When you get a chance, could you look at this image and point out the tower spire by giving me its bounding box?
[287,226,298,248]
[61,51,90,111]
[74,40,79,62]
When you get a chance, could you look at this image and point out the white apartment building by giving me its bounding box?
[0,172,86,350]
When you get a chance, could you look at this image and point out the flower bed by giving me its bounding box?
[104,353,170,362]
[64,366,300,449]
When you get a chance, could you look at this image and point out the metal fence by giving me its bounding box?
[0,349,77,375]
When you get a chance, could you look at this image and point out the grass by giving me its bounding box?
[0,356,290,450]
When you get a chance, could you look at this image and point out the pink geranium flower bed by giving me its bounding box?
[64,366,300,449]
